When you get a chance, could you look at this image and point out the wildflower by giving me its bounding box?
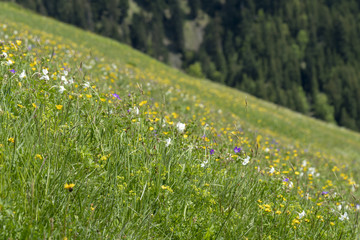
[201,160,208,168]
[288,181,294,188]
[339,212,349,221]
[130,107,139,115]
[42,69,48,75]
[83,81,90,88]
[165,138,171,147]
[40,74,49,81]
[302,160,307,167]
[210,149,215,155]
[19,70,26,79]
[269,167,275,174]
[308,167,316,175]
[298,210,305,219]
[176,122,186,133]
[139,100,147,107]
[34,154,42,160]
[234,146,242,153]
[56,105,63,110]
[8,137,15,143]
[321,191,329,195]
[242,156,250,165]
[56,86,66,94]
[10,69,15,74]
[112,93,121,100]
[6,59,14,65]
[64,183,75,192]
[16,40,22,46]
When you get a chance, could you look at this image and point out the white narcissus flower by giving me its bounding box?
[59,86,66,93]
[165,138,171,147]
[61,76,69,85]
[176,122,186,133]
[7,59,14,66]
[298,211,305,219]
[129,107,139,115]
[242,156,250,165]
[19,70,26,79]
[200,160,208,168]
[308,167,316,175]
[83,81,90,88]
[40,75,49,81]
[339,212,349,221]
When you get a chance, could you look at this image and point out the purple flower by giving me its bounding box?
[210,149,214,155]
[321,191,329,195]
[283,178,289,182]
[10,69,16,74]
[234,147,242,153]
[112,93,121,100]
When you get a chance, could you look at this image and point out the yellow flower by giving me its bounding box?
[16,40,22,46]
[139,100,147,107]
[32,103,37,108]
[56,105,63,110]
[86,94,92,98]
[64,183,75,192]
[8,137,15,143]
[35,154,43,160]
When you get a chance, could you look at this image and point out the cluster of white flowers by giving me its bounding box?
[60,70,74,85]
[176,122,186,133]
[339,212,349,221]
[241,156,250,166]
[40,69,49,81]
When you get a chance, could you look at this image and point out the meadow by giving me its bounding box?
[1,2,360,239]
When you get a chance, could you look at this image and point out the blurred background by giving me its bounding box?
[5,0,360,131]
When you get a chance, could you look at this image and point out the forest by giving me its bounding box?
[7,0,360,131]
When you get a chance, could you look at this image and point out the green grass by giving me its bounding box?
[1,2,360,239]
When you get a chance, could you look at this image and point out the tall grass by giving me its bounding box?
[0,3,360,239]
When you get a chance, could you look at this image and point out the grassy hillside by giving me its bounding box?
[1,2,360,239]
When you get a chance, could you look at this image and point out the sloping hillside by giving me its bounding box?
[0,3,360,239]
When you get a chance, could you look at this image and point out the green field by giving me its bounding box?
[1,2,360,239]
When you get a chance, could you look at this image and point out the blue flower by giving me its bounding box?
[234,146,242,153]
[210,149,214,155]
[112,93,121,100]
